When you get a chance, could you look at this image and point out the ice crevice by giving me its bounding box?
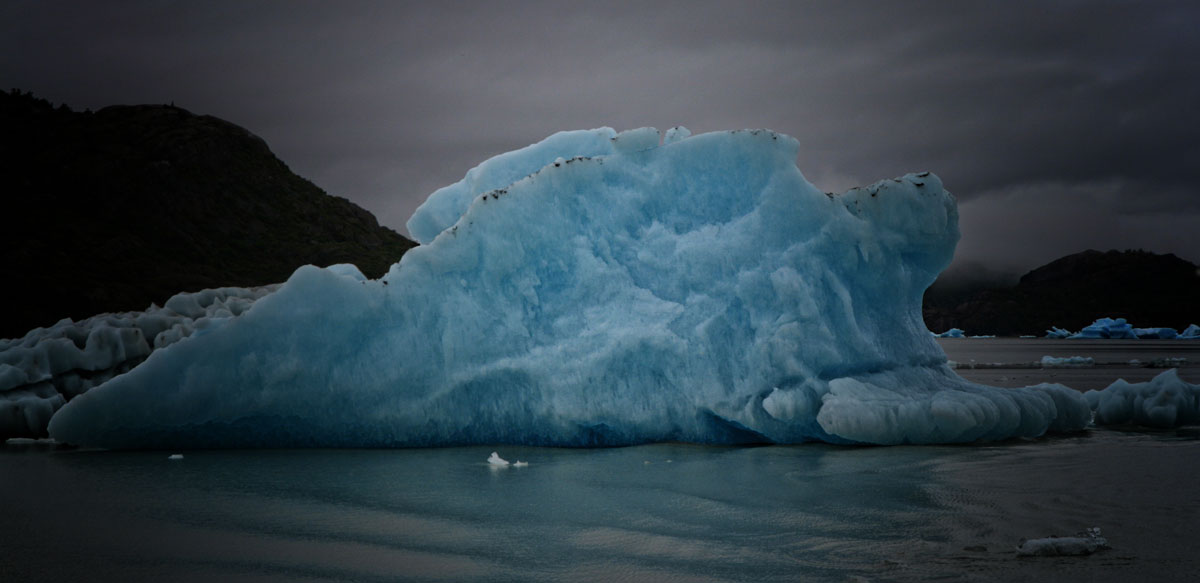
[33,127,1115,447]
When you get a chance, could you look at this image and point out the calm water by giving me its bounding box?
[3,340,1198,582]
[938,337,1200,390]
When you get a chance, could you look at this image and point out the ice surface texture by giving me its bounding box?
[1,285,276,439]
[48,128,1092,448]
[1086,369,1200,428]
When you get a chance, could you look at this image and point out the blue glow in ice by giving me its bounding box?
[47,128,1091,448]
[1071,317,1137,339]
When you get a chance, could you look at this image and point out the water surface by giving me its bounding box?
[4,340,1198,582]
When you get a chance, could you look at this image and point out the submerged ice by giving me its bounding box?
[47,128,1094,448]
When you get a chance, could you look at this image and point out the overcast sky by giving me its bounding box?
[4,0,1197,274]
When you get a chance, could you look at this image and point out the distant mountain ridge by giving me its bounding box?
[923,249,1200,336]
[1,90,416,339]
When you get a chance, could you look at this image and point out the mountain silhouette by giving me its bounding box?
[923,249,1200,336]
[1,90,416,339]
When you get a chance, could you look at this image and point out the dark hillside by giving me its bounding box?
[1,90,416,338]
[923,249,1200,336]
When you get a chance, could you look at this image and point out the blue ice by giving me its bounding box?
[1,286,277,439]
[47,128,1092,448]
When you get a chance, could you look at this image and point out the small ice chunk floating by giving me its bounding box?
[46,127,1098,448]
[1016,527,1109,557]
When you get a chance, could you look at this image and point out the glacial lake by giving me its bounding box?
[3,340,1198,582]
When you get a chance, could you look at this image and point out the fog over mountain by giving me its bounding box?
[4,1,1197,273]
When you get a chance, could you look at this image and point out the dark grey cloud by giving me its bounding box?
[3,0,1197,272]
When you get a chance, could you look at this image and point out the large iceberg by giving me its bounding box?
[47,128,1092,448]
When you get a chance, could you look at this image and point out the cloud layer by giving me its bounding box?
[4,0,1197,271]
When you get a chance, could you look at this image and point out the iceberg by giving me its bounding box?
[1070,317,1137,339]
[1085,369,1200,428]
[1049,319,1198,341]
[1040,356,1094,368]
[1016,528,1109,557]
[1132,327,1178,340]
[1,285,277,439]
[1058,317,1193,340]
[46,128,1092,448]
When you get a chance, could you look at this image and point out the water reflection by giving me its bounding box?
[2,432,1197,582]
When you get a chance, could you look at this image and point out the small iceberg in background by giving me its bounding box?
[1040,355,1094,368]
[1016,527,1109,557]
[1133,327,1178,340]
[487,452,527,468]
[1072,317,1137,339]
[1047,317,1200,340]
[167,454,184,460]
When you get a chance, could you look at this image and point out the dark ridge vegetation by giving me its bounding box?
[923,249,1200,336]
[1,90,416,339]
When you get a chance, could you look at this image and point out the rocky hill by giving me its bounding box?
[1,90,416,339]
[923,249,1200,336]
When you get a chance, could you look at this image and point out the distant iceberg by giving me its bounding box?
[45,128,1092,448]
[1071,317,1137,339]
[1040,356,1094,368]
[1133,327,1178,340]
[1057,317,1197,340]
